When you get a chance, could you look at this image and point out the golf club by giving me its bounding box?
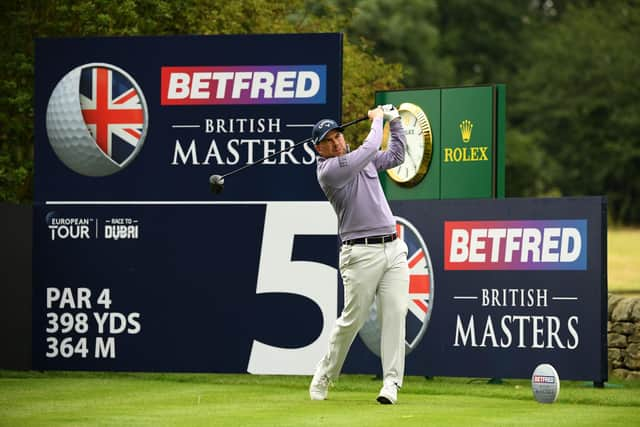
[209,115,369,193]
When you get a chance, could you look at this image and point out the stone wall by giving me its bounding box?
[608,294,640,379]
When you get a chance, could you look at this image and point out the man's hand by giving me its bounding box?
[381,104,400,122]
[368,106,384,120]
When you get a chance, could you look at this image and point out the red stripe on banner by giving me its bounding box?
[396,223,402,240]
[413,299,428,313]
[114,89,137,105]
[408,249,425,268]
[124,128,141,139]
[409,274,429,294]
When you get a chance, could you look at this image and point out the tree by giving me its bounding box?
[505,128,561,198]
[322,0,454,87]
[511,2,640,223]
[0,0,403,202]
[437,0,534,86]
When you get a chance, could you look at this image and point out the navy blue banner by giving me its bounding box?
[33,34,345,375]
[344,196,607,382]
[32,204,329,371]
[33,202,342,373]
[33,35,606,383]
[33,197,607,383]
[35,34,342,201]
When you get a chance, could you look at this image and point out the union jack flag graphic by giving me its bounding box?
[396,217,434,351]
[79,66,145,165]
[358,217,434,356]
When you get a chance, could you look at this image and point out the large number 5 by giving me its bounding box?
[247,202,337,375]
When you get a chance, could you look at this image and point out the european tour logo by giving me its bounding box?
[444,220,587,270]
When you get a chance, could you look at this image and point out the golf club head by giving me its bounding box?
[209,174,225,194]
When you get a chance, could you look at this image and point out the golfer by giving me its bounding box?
[309,105,410,404]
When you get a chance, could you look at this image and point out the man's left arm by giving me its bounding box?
[373,116,406,171]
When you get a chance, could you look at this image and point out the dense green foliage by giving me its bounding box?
[511,2,640,223]
[1,0,639,222]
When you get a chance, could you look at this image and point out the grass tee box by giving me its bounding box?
[1,371,639,427]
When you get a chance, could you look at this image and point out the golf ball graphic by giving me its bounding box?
[46,63,148,177]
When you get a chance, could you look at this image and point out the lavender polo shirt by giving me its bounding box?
[316,117,407,242]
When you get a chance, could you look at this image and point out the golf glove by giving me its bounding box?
[381,104,400,122]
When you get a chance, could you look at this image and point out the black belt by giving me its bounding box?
[342,233,397,246]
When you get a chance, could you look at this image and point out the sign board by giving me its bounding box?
[375,85,506,200]
[344,196,607,383]
[32,35,606,383]
[34,34,342,202]
[33,34,343,373]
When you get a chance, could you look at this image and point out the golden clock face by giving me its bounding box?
[382,102,433,187]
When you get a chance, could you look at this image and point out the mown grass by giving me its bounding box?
[1,371,639,426]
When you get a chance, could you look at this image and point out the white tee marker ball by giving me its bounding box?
[531,363,560,403]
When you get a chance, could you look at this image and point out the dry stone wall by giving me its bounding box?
[608,294,640,379]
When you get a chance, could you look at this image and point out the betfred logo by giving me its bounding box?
[161,65,326,105]
[533,375,556,384]
[444,220,587,270]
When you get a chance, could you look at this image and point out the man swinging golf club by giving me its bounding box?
[309,105,410,404]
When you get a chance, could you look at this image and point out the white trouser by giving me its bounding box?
[315,238,409,386]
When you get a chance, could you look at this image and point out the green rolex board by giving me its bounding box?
[375,85,505,200]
